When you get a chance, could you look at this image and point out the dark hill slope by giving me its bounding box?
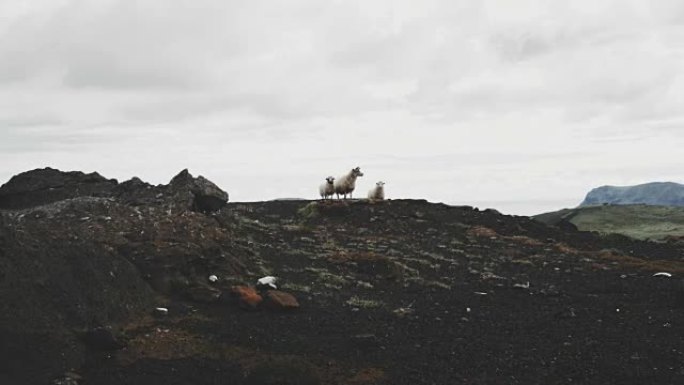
[1,169,684,385]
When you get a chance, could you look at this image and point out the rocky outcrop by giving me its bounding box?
[0,168,232,384]
[168,169,229,213]
[0,167,229,214]
[0,167,117,209]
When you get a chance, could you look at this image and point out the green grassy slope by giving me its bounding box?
[534,204,684,240]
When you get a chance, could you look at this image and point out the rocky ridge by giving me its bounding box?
[1,168,683,385]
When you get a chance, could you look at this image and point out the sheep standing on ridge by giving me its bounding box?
[334,167,364,199]
[368,181,385,201]
[319,176,335,200]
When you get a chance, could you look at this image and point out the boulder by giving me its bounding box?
[82,327,125,351]
[231,286,263,309]
[264,290,300,310]
[169,169,229,213]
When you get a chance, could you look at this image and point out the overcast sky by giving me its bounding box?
[1,0,683,215]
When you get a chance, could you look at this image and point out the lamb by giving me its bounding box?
[334,167,364,199]
[319,176,335,200]
[367,181,385,201]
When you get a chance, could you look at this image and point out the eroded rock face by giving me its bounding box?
[0,168,229,214]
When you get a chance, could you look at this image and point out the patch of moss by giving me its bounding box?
[297,202,320,220]
[345,296,382,308]
[304,267,349,288]
[281,282,312,293]
[597,251,684,273]
[406,277,452,289]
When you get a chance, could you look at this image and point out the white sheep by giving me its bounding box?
[367,181,385,200]
[334,167,364,199]
[319,176,335,200]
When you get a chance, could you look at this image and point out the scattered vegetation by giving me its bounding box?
[304,266,349,289]
[345,296,383,308]
[297,202,320,220]
[555,243,579,254]
[281,282,313,293]
[467,226,499,238]
[507,235,544,247]
[597,250,684,273]
[346,367,387,385]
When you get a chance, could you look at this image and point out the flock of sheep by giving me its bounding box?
[318,167,385,201]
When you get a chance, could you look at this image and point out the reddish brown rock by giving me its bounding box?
[231,285,263,309]
[264,290,300,310]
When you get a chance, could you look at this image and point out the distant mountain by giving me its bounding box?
[580,182,684,207]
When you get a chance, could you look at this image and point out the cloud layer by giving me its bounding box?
[2,0,684,214]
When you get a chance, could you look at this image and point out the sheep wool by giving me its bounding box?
[319,176,335,199]
[334,167,364,199]
[368,181,385,200]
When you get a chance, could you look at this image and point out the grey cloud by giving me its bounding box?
[2,0,684,215]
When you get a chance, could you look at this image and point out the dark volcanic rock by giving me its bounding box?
[0,168,237,385]
[243,356,321,385]
[0,167,229,214]
[0,167,117,209]
[82,327,125,351]
[2,169,684,385]
[185,285,222,303]
[113,176,155,206]
[169,169,229,213]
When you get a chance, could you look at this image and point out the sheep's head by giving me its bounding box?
[352,167,364,177]
[325,176,335,184]
[376,181,385,187]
